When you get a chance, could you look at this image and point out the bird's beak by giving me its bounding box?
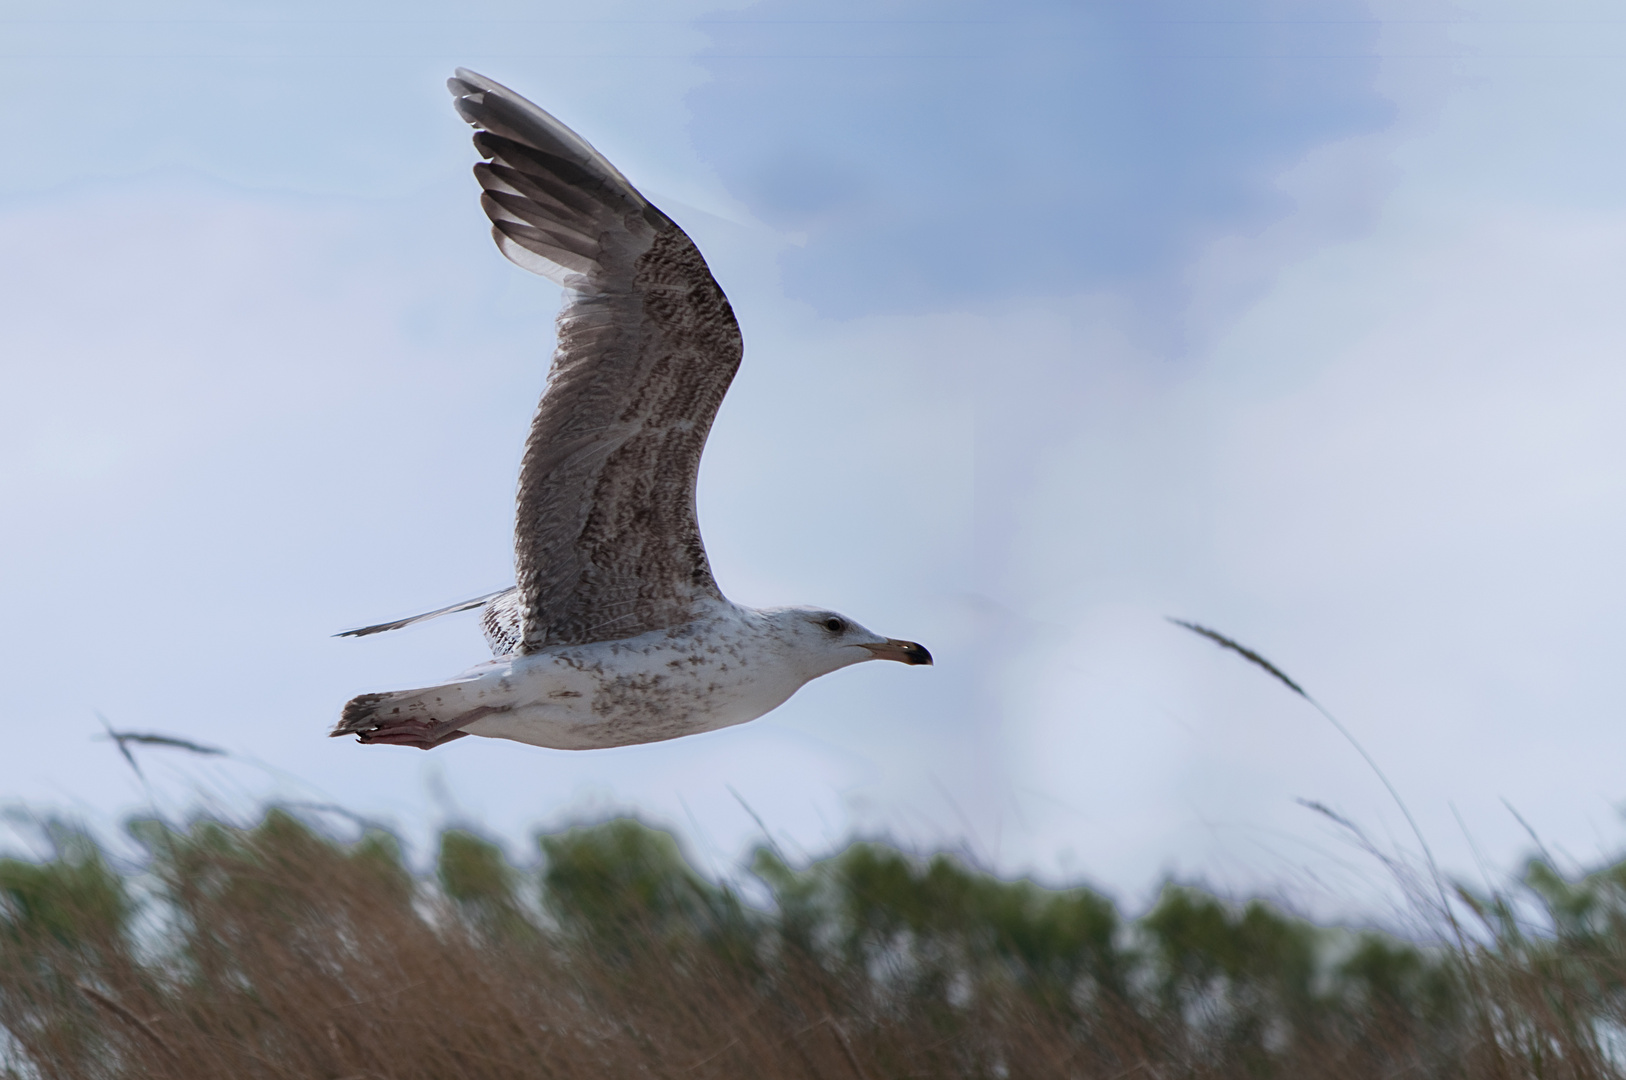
[861,638,933,666]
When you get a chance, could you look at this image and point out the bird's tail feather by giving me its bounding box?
[332,681,505,751]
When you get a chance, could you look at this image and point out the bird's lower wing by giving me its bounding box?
[334,588,513,638]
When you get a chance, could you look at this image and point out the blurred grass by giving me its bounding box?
[5,809,1626,1077]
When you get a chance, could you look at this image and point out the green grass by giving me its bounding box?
[5,807,1624,1078]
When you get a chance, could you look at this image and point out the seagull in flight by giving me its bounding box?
[332,69,931,751]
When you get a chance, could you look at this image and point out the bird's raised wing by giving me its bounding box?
[448,70,743,651]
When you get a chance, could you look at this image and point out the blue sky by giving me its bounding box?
[691,0,1388,313]
[5,0,1626,919]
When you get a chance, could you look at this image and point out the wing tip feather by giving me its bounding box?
[447,67,646,207]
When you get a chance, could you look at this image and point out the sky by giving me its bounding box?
[4,0,1626,923]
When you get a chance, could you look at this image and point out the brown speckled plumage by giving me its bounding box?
[451,69,742,653]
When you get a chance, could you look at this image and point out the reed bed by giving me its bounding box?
[4,806,1625,1079]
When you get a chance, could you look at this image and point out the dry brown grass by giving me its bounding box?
[6,806,1624,1080]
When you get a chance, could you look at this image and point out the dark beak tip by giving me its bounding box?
[870,638,932,666]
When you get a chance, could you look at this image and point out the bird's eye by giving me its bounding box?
[822,616,846,633]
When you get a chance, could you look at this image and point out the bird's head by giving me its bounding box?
[760,607,933,679]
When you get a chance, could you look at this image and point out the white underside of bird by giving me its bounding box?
[340,598,924,751]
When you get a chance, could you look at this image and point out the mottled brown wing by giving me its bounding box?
[449,70,743,651]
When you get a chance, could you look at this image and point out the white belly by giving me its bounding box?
[457,620,804,750]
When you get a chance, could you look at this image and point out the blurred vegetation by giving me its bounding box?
[2,809,1624,1078]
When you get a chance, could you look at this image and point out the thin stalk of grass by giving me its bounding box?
[1167,620,1477,934]
[1169,617,1515,1077]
